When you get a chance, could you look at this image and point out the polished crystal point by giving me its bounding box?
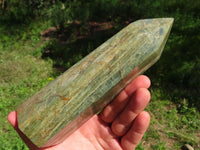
[16,18,174,147]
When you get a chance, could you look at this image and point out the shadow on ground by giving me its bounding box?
[41,21,125,71]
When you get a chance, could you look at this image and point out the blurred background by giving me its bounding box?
[0,0,199,149]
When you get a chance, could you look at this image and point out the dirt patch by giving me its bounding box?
[40,21,114,42]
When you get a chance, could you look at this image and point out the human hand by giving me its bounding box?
[8,75,151,150]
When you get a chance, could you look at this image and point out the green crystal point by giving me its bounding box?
[16,18,173,147]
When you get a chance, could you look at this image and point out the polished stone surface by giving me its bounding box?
[17,18,173,147]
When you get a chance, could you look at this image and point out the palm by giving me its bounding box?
[51,115,122,150]
[8,75,151,150]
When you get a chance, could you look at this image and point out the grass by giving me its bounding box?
[0,21,54,150]
[0,20,200,150]
[138,87,200,150]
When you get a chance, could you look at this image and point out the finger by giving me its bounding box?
[111,88,150,136]
[8,111,40,150]
[121,111,150,150]
[7,111,18,129]
[100,75,150,123]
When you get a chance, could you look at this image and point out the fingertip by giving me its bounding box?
[136,88,151,104]
[136,111,151,128]
[125,75,151,96]
[100,105,114,123]
[7,111,18,129]
[120,111,150,150]
[129,88,151,114]
[136,75,151,89]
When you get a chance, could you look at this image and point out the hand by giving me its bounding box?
[8,75,151,150]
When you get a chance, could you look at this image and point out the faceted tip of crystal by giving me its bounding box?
[153,18,174,28]
[162,18,174,35]
[152,18,174,35]
[138,18,174,30]
[163,17,174,27]
[161,18,174,35]
[163,17,174,22]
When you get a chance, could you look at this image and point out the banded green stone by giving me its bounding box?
[16,18,173,147]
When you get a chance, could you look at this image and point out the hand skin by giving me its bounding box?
[8,75,151,150]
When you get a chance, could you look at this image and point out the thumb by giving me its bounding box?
[7,111,39,150]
